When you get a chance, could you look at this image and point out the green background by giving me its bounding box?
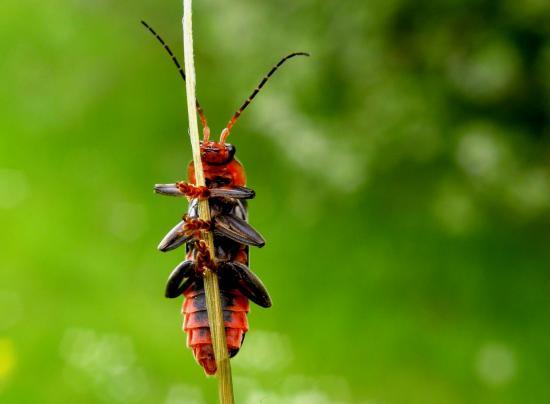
[1,0,549,402]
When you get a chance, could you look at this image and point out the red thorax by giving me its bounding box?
[187,142,246,187]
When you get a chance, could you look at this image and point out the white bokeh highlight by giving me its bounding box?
[476,342,516,386]
[233,330,292,373]
[59,328,149,401]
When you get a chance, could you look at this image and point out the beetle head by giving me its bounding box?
[200,141,236,165]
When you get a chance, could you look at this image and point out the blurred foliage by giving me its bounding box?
[1,0,550,402]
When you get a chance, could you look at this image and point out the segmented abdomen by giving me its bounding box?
[182,283,250,375]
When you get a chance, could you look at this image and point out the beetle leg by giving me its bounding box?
[182,215,212,235]
[155,183,255,200]
[158,215,212,252]
[177,182,211,198]
[165,260,196,298]
[195,240,216,273]
[158,220,192,252]
[213,214,265,247]
[154,182,210,199]
[222,261,272,308]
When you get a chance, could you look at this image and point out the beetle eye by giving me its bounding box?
[226,144,236,159]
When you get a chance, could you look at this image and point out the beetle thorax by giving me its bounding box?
[187,144,247,188]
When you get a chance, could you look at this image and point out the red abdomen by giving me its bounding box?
[182,285,250,375]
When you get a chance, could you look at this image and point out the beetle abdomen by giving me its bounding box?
[182,285,250,375]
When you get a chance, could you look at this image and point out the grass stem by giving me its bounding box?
[181,1,235,402]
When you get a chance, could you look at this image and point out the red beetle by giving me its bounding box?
[143,21,308,374]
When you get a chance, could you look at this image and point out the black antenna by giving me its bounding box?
[220,52,309,143]
[141,20,210,138]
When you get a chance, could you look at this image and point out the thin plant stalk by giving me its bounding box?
[181,1,235,403]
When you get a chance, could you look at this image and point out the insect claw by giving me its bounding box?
[195,240,216,272]
[176,182,210,199]
[158,220,192,252]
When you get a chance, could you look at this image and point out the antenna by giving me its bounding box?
[141,20,211,140]
[220,52,309,143]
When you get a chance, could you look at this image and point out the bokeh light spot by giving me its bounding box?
[59,328,149,401]
[505,168,550,216]
[254,95,367,193]
[448,38,520,102]
[455,123,511,184]
[233,330,292,373]
[476,342,516,386]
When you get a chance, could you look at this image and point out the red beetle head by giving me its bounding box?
[188,142,246,187]
[199,141,236,165]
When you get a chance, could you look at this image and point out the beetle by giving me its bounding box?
[142,20,308,374]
